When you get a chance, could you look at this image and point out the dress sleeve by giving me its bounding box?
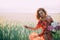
[47,15,53,23]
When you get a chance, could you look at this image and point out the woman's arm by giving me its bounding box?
[24,24,41,30]
[24,25,37,30]
[24,21,42,30]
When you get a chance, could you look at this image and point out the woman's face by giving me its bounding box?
[39,10,46,18]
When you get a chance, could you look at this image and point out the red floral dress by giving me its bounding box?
[36,20,53,40]
[29,20,53,40]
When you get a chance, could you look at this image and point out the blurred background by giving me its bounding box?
[0,0,60,40]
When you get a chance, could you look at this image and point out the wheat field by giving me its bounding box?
[0,13,60,40]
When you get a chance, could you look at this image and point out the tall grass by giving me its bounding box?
[0,22,60,40]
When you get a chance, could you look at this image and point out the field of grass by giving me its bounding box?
[0,21,60,40]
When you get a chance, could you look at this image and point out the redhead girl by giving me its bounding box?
[24,8,53,40]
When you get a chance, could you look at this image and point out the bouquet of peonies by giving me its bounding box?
[48,22,60,32]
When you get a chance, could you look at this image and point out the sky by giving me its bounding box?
[0,0,60,24]
[0,0,60,13]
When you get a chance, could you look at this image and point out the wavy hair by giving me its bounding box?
[36,8,47,20]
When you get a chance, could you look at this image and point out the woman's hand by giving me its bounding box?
[24,25,29,28]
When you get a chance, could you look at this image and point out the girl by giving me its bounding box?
[24,8,53,40]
